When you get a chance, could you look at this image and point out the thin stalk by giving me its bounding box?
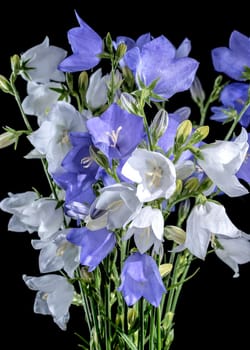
[156,306,162,350]
[149,307,155,350]
[138,298,144,350]
[104,258,111,350]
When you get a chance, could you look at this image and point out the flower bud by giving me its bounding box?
[159,263,172,277]
[78,71,88,92]
[150,108,169,140]
[0,75,13,94]
[0,130,16,149]
[190,76,205,104]
[188,125,209,144]
[10,54,21,75]
[175,119,192,146]
[115,42,127,62]
[119,92,138,114]
[183,177,200,193]
[164,225,186,244]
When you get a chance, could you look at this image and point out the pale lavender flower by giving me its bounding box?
[118,252,166,307]
[23,274,74,330]
[21,36,67,83]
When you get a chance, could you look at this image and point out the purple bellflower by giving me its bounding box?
[124,35,199,100]
[86,103,145,160]
[58,11,103,72]
[212,30,250,80]
[118,252,166,307]
[67,227,116,271]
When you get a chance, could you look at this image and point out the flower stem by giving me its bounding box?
[224,100,250,140]
[138,298,144,350]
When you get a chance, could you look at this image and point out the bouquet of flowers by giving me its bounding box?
[0,10,250,349]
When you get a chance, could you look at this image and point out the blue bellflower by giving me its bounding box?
[210,82,250,127]
[58,11,103,72]
[86,103,145,160]
[118,252,166,307]
[124,35,199,100]
[67,227,116,271]
[212,30,250,80]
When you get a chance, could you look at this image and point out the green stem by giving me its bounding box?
[104,258,111,350]
[138,298,144,350]
[156,306,161,350]
[149,307,155,350]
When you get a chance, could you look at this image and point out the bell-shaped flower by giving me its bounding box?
[197,127,249,197]
[86,68,109,110]
[67,227,116,271]
[31,229,80,277]
[121,148,176,202]
[27,101,87,174]
[20,36,67,83]
[212,30,250,81]
[118,252,166,307]
[181,200,244,260]
[215,236,250,277]
[236,132,250,183]
[86,103,145,161]
[124,35,199,100]
[22,81,65,125]
[86,183,142,231]
[58,11,103,72]
[210,82,250,128]
[124,206,164,254]
[23,274,74,330]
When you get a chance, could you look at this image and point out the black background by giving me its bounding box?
[1,1,250,349]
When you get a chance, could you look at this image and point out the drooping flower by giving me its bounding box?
[86,103,145,161]
[210,82,250,127]
[31,229,80,277]
[124,206,164,254]
[121,148,176,202]
[236,132,250,183]
[58,11,103,72]
[22,81,66,125]
[215,235,250,277]
[179,200,244,260]
[86,183,142,231]
[212,30,250,80]
[66,227,116,271]
[197,127,249,197]
[118,252,166,307]
[124,35,199,100]
[27,101,87,174]
[20,36,67,83]
[23,274,74,330]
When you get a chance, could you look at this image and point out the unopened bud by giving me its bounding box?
[0,75,13,94]
[150,108,169,141]
[78,71,88,92]
[183,177,200,193]
[105,32,113,54]
[164,225,186,244]
[0,131,16,148]
[159,263,172,278]
[175,119,192,146]
[115,42,127,62]
[119,92,138,114]
[188,125,209,144]
[190,76,205,104]
[10,54,21,75]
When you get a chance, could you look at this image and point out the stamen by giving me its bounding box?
[81,156,93,168]
[61,130,70,144]
[105,126,123,147]
[56,242,69,256]
[146,166,163,188]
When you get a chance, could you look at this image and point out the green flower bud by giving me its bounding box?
[115,42,127,62]
[190,76,205,104]
[175,119,192,146]
[188,125,209,144]
[10,54,21,75]
[0,131,16,148]
[0,75,13,94]
[164,225,186,244]
[159,263,173,277]
[183,177,200,193]
[150,108,169,141]
[78,71,88,92]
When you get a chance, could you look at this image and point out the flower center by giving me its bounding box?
[106,126,123,147]
[61,130,70,144]
[56,242,69,256]
[146,166,163,188]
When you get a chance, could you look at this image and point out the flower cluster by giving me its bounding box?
[0,11,250,349]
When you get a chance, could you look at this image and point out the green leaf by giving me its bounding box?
[117,330,138,350]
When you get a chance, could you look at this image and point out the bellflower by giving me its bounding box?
[86,183,142,230]
[27,101,87,174]
[210,82,250,127]
[58,11,103,72]
[180,200,244,260]
[23,274,74,330]
[197,127,249,197]
[121,148,176,202]
[118,252,166,307]
[212,30,250,80]
[86,103,145,160]
[20,36,67,83]
[67,227,116,271]
[124,35,199,100]
[124,206,164,254]
[215,236,250,277]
